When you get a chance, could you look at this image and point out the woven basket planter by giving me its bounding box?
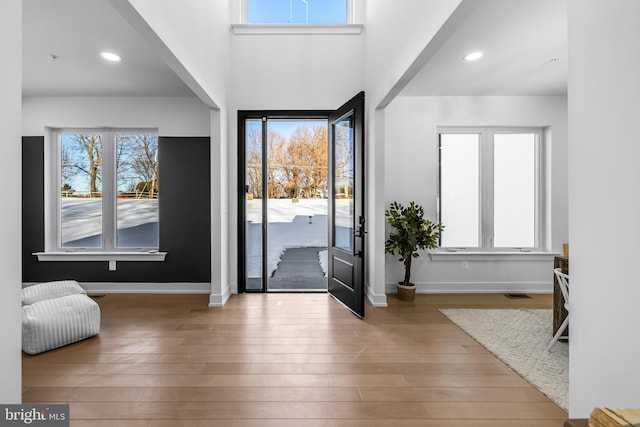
[396,283,416,302]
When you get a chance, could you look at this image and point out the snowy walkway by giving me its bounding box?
[268,247,327,290]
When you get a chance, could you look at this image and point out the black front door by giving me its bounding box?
[327,92,365,317]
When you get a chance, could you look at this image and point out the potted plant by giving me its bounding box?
[384,201,443,301]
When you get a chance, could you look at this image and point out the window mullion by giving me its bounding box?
[49,131,60,252]
[102,130,116,250]
[347,0,355,23]
[534,130,542,249]
[483,129,495,250]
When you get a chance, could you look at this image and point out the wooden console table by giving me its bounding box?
[553,256,569,335]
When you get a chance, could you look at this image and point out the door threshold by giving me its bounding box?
[267,289,328,293]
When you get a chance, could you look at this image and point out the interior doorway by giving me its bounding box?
[239,113,330,292]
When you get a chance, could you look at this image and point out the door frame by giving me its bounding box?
[237,110,331,293]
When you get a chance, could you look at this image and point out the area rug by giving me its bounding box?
[439,308,568,411]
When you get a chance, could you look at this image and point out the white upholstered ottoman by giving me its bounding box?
[22,281,100,355]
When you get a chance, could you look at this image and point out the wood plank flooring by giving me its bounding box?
[22,292,568,426]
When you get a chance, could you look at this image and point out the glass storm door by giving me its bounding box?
[327,92,365,317]
[241,114,330,292]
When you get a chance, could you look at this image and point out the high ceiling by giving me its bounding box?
[22,0,567,98]
[22,0,194,97]
[400,0,567,96]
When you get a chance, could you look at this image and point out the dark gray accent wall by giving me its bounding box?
[22,136,211,283]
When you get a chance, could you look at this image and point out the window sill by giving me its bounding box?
[231,24,363,35]
[33,251,167,262]
[429,251,559,262]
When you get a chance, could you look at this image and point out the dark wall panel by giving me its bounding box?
[22,136,211,283]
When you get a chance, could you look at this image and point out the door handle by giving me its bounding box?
[355,216,367,238]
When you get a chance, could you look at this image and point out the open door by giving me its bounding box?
[328,92,365,317]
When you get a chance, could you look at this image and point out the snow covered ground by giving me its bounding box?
[246,198,353,278]
[61,198,158,247]
[60,197,348,278]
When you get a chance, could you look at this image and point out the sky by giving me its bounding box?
[247,0,347,24]
[246,119,328,142]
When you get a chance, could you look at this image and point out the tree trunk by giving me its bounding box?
[90,166,98,195]
[403,257,412,286]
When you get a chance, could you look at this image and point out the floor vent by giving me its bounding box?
[504,293,532,299]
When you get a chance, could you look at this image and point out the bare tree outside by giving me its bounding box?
[246,122,329,200]
[61,133,103,196]
[116,134,159,198]
[246,126,263,199]
[282,126,327,199]
[266,130,287,198]
[334,119,354,199]
[59,131,159,249]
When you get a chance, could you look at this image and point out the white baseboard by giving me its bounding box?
[385,281,553,294]
[209,286,232,307]
[23,281,234,307]
[366,285,388,307]
[22,282,213,294]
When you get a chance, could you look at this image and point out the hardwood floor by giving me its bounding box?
[22,292,568,426]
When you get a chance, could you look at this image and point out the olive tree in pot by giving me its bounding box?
[384,201,443,302]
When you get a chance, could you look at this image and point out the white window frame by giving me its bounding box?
[35,128,166,262]
[243,0,354,24]
[436,126,544,253]
[232,0,363,34]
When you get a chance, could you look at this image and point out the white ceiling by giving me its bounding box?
[400,0,568,96]
[21,0,567,98]
[22,0,194,97]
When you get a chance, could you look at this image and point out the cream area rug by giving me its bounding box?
[439,308,568,411]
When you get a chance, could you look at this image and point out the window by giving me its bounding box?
[246,0,349,24]
[438,127,541,251]
[56,129,159,251]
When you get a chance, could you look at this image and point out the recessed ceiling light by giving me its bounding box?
[463,51,484,62]
[100,51,122,62]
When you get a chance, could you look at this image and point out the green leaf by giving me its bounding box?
[384,201,443,281]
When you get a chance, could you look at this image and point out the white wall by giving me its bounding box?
[115,0,232,303]
[363,0,462,107]
[0,0,22,403]
[123,0,230,109]
[384,96,568,293]
[227,31,365,292]
[230,34,364,110]
[23,96,211,136]
[209,107,231,306]
[362,0,462,304]
[568,0,640,417]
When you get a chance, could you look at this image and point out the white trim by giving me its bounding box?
[365,284,388,307]
[21,281,210,294]
[47,128,159,253]
[438,126,544,251]
[44,129,56,252]
[231,24,363,35]
[209,286,232,307]
[386,281,553,294]
[33,251,167,262]
[429,251,558,261]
